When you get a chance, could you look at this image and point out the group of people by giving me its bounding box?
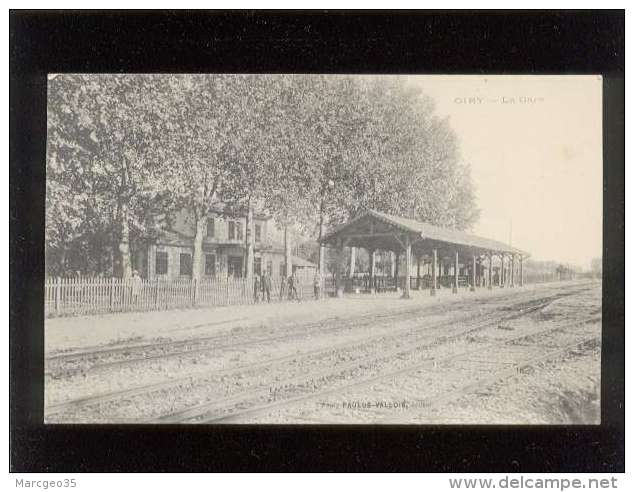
[252,270,273,303]
[252,270,323,303]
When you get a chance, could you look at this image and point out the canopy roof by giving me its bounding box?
[322,209,528,258]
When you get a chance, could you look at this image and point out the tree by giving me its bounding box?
[47,74,168,277]
[242,75,480,275]
[261,75,330,278]
[153,75,248,282]
[219,75,299,279]
[284,75,371,273]
[46,74,480,282]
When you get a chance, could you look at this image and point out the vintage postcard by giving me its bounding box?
[44,74,602,424]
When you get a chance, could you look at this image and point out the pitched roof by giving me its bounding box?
[323,209,528,257]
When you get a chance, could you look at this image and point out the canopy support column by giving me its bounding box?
[452,251,459,294]
[416,255,421,290]
[499,254,505,288]
[488,253,493,290]
[402,236,412,299]
[431,249,437,296]
[470,255,476,292]
[519,255,524,286]
[394,252,400,291]
[369,248,376,294]
[335,238,344,298]
[349,246,356,278]
[510,254,515,287]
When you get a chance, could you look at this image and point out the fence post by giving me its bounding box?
[154,278,160,309]
[109,277,115,312]
[54,277,60,315]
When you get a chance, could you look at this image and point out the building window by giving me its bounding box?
[156,251,168,275]
[255,224,261,242]
[254,258,262,276]
[228,256,243,278]
[236,222,243,241]
[279,263,286,278]
[206,218,215,238]
[180,253,192,276]
[228,221,236,240]
[205,254,216,276]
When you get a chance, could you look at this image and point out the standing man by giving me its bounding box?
[261,270,272,303]
[279,273,286,301]
[291,270,300,301]
[253,274,261,303]
[131,270,142,305]
[287,273,295,301]
[313,270,322,300]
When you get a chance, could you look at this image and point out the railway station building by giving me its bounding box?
[320,209,528,299]
[140,207,317,281]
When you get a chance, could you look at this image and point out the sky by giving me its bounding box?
[406,75,603,269]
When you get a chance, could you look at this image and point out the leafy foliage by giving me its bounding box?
[46,74,479,277]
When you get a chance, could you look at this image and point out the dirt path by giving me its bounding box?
[45,280,601,424]
[44,280,587,353]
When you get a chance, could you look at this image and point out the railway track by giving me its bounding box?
[45,316,252,362]
[376,336,600,424]
[205,320,600,424]
[44,284,599,423]
[46,284,591,379]
[46,295,569,418]
[169,317,599,423]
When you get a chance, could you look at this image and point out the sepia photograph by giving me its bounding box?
[42,73,603,425]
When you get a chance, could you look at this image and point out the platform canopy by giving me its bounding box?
[321,209,528,259]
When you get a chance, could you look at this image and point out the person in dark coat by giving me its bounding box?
[253,274,261,303]
[287,274,295,301]
[261,271,272,303]
[289,271,300,301]
[313,271,321,300]
[131,270,142,304]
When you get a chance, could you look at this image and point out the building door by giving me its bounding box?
[228,256,243,278]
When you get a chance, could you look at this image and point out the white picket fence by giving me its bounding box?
[44,276,322,318]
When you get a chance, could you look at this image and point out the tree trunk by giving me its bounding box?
[245,202,254,279]
[58,248,66,276]
[318,199,325,276]
[284,226,292,278]
[110,247,117,277]
[191,212,206,281]
[118,203,132,279]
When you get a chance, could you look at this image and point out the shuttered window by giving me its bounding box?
[205,254,216,276]
[180,253,192,276]
[156,252,168,275]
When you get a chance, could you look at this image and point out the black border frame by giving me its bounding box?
[9,10,625,472]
